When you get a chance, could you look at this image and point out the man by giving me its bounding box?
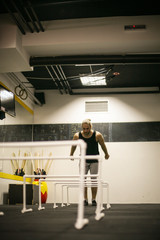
[70,119,110,206]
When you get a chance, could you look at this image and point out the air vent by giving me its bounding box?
[85,101,108,112]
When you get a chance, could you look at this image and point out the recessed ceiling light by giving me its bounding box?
[80,75,106,86]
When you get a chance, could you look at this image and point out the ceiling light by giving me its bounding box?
[80,75,106,86]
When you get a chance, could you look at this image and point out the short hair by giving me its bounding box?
[82,119,92,128]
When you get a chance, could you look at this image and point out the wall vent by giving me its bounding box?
[85,101,108,112]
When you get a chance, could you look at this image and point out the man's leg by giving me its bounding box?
[91,186,97,200]
[84,162,89,205]
[90,162,98,206]
[84,187,88,200]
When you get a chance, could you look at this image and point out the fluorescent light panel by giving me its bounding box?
[80,76,106,86]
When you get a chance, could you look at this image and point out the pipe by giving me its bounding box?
[27,0,45,32]
[12,0,34,33]
[59,65,73,94]
[30,54,160,66]
[55,65,69,93]
[30,0,94,7]
[23,4,40,32]
[45,66,63,94]
[2,0,26,35]
[65,66,110,82]
[71,90,160,95]
[51,65,68,93]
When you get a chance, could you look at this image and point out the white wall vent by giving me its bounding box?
[85,101,108,112]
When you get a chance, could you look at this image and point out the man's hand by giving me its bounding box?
[70,154,74,161]
[105,153,110,160]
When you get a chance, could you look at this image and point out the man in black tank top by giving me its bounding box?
[70,119,110,206]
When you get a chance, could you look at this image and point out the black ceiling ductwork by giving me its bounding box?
[1,1,160,97]
[30,54,160,66]
[71,89,160,95]
[45,66,63,94]
[2,0,44,35]
[26,55,160,95]
[2,0,26,34]
[54,65,73,94]
[43,65,72,95]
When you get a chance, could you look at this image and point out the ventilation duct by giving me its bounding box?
[85,101,108,112]
[30,54,160,66]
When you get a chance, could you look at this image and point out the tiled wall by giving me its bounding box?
[0,122,160,142]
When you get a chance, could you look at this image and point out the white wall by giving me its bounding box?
[0,90,160,204]
[34,90,160,123]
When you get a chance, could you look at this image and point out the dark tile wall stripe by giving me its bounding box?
[0,122,160,142]
[111,122,160,142]
[0,125,32,142]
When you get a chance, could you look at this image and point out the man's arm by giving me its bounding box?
[96,132,110,159]
[70,133,79,159]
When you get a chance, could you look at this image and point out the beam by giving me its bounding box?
[30,54,160,66]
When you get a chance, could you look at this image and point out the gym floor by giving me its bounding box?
[0,204,160,240]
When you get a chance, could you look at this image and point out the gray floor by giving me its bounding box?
[0,204,160,240]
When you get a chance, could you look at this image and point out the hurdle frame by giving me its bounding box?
[60,182,111,209]
[37,177,110,212]
[0,140,105,229]
[37,178,106,217]
[22,154,104,226]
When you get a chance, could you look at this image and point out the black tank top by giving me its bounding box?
[79,131,99,163]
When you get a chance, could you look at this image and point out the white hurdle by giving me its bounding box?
[37,177,110,212]
[0,140,106,229]
[22,175,81,212]
[61,182,111,209]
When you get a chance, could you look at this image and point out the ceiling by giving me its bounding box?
[0,0,160,102]
[24,58,160,94]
